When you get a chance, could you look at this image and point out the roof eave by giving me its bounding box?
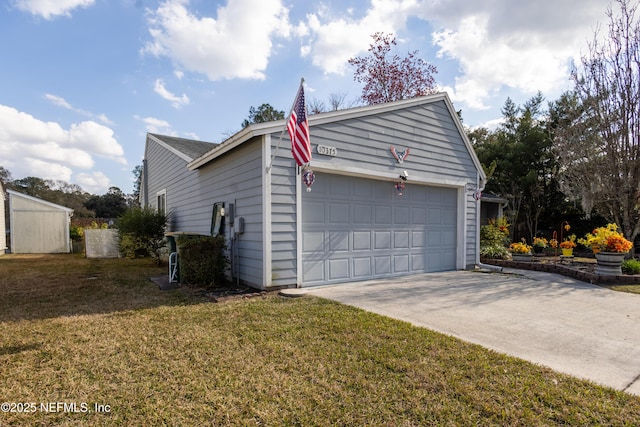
[187,120,285,170]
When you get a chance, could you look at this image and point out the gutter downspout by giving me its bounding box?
[474,172,503,273]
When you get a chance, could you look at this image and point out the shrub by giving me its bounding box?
[622,259,640,275]
[480,244,510,260]
[177,235,229,288]
[480,217,510,248]
[480,217,510,259]
[69,225,84,242]
[117,207,168,261]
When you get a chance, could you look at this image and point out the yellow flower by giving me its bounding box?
[578,224,632,253]
[510,242,531,254]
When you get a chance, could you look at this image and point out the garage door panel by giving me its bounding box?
[394,254,409,273]
[427,208,442,225]
[394,206,410,224]
[303,261,325,282]
[329,258,350,280]
[329,231,349,252]
[353,257,372,278]
[394,231,409,249]
[303,231,325,252]
[442,208,456,226]
[302,172,457,286]
[353,204,372,224]
[442,230,457,246]
[329,203,349,224]
[374,231,391,249]
[329,176,350,197]
[353,231,372,250]
[306,201,326,223]
[412,207,426,224]
[375,256,391,275]
[412,231,425,248]
[412,253,425,270]
[375,206,392,224]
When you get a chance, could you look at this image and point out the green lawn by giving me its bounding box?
[1,254,639,426]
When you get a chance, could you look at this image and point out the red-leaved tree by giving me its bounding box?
[348,32,438,105]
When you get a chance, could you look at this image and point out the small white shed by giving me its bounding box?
[7,190,73,254]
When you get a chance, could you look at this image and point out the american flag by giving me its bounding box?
[287,83,312,166]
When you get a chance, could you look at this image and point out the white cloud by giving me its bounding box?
[136,115,175,135]
[299,0,420,75]
[143,0,291,80]
[420,0,605,110]
[13,0,95,19]
[68,121,126,163]
[153,79,190,108]
[0,104,126,186]
[76,171,111,194]
[45,93,114,125]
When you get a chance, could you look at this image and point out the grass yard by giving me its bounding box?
[1,254,639,426]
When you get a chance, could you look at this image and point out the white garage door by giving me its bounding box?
[302,172,458,286]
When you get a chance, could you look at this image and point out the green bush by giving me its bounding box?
[177,235,229,288]
[480,217,510,259]
[69,225,84,242]
[480,244,511,260]
[117,207,168,261]
[622,259,640,275]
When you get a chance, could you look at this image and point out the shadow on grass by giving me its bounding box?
[0,254,206,322]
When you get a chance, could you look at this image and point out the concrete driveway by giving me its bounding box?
[292,268,640,396]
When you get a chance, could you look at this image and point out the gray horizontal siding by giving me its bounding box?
[145,135,264,288]
[196,139,264,287]
[268,98,482,286]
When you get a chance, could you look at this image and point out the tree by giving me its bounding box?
[473,94,564,241]
[0,166,12,186]
[555,0,640,244]
[348,32,437,105]
[85,187,128,218]
[131,164,143,208]
[308,93,360,114]
[241,103,285,128]
[117,206,168,262]
[8,176,94,217]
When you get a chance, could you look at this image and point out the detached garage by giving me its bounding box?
[142,92,486,289]
[7,190,73,254]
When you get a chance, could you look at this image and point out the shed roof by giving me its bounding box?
[7,189,74,213]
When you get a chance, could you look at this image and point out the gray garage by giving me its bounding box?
[302,172,457,285]
[143,93,485,290]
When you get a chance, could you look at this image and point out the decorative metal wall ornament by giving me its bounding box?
[302,167,315,192]
[390,145,410,163]
[473,190,482,201]
[394,180,405,196]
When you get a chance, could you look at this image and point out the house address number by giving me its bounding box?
[316,145,337,156]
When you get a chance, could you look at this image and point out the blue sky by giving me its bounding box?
[1,0,609,194]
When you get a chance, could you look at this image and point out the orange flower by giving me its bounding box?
[605,235,633,253]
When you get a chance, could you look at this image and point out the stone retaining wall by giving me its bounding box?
[481,258,640,286]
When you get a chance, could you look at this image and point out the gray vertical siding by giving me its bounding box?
[8,192,71,254]
[268,97,482,286]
